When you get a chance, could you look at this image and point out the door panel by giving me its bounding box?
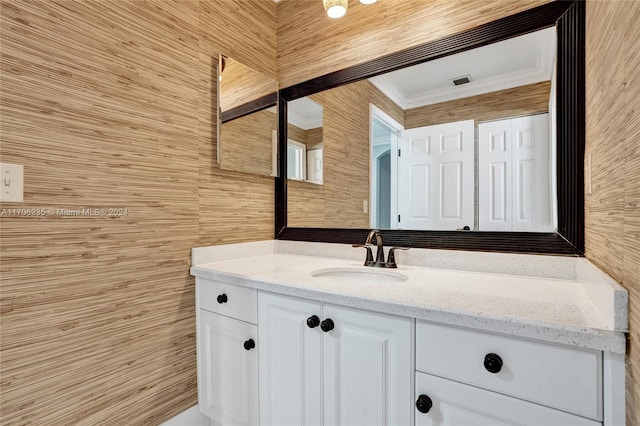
[410,164,429,219]
[258,292,322,426]
[490,162,507,222]
[322,305,412,426]
[440,162,462,220]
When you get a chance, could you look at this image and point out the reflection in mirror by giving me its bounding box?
[218,55,278,177]
[287,27,557,231]
[287,97,323,184]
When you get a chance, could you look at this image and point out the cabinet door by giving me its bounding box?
[322,304,412,426]
[415,373,600,426]
[258,292,322,426]
[198,310,258,426]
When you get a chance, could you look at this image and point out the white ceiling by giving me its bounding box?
[369,27,556,109]
[288,97,324,130]
[287,27,556,124]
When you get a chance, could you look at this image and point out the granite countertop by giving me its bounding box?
[190,241,628,353]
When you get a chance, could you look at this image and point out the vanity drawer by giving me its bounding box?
[415,321,602,420]
[415,372,600,426]
[198,278,257,324]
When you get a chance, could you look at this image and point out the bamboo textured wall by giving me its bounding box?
[220,109,277,177]
[404,81,551,129]
[287,123,322,150]
[0,0,276,424]
[2,0,638,424]
[219,57,277,111]
[287,81,403,228]
[584,1,640,424]
[277,0,551,88]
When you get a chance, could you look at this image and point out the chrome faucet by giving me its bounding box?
[352,230,408,268]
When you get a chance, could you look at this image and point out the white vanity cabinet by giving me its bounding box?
[414,321,602,426]
[258,291,413,426]
[196,278,258,426]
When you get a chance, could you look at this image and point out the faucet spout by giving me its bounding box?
[354,230,409,268]
[365,229,385,264]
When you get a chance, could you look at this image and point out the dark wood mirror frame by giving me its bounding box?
[220,92,277,124]
[275,0,584,255]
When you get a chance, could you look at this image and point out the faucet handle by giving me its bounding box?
[352,243,374,266]
[387,246,409,268]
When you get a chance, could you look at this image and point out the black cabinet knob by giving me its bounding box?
[243,339,255,350]
[484,353,503,373]
[306,315,320,328]
[217,294,228,304]
[416,394,433,413]
[320,318,334,332]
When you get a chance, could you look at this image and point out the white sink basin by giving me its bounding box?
[311,267,408,283]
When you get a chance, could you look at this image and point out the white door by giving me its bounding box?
[415,373,600,426]
[198,310,258,426]
[307,148,323,184]
[399,120,474,230]
[322,304,412,426]
[479,114,552,231]
[258,292,323,426]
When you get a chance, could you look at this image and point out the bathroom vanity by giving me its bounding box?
[190,241,627,426]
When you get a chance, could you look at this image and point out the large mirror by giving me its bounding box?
[276,1,585,254]
[218,55,278,177]
[287,28,556,232]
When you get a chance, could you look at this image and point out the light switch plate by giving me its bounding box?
[0,163,24,203]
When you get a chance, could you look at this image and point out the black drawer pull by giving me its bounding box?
[320,318,334,332]
[416,394,433,413]
[484,353,503,373]
[217,294,228,304]
[307,315,320,328]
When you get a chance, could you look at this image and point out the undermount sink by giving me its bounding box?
[311,267,408,283]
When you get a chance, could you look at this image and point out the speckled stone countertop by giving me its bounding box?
[190,241,628,354]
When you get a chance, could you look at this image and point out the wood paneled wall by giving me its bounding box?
[0,0,276,424]
[287,80,403,228]
[276,0,551,88]
[405,81,551,129]
[584,1,640,424]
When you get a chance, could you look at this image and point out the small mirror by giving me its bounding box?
[219,55,278,177]
[287,97,323,184]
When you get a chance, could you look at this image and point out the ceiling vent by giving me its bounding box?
[451,75,471,86]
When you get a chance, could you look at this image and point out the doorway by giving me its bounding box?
[369,105,403,229]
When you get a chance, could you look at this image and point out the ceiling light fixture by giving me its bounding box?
[323,0,377,19]
[323,0,348,18]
